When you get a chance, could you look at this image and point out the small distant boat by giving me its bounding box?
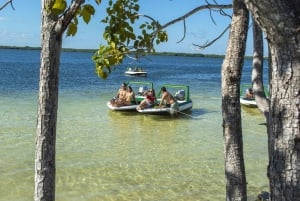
[240,84,269,107]
[240,97,257,107]
[125,66,147,77]
[136,84,193,115]
[107,81,153,111]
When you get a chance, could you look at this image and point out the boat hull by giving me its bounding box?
[125,72,147,76]
[240,83,269,108]
[137,100,193,115]
[107,102,138,111]
[240,98,257,107]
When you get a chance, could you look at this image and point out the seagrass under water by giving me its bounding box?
[0,49,269,200]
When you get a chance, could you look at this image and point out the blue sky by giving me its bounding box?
[0,0,260,55]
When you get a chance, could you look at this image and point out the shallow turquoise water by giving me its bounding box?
[0,49,269,200]
[0,91,268,201]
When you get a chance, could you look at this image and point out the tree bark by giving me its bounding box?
[35,1,85,200]
[35,1,62,200]
[221,0,249,200]
[267,31,300,201]
[251,17,270,121]
[245,1,300,200]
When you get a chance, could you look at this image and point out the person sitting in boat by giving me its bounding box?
[159,86,179,111]
[137,88,156,110]
[113,86,136,107]
[110,82,127,105]
[245,88,254,99]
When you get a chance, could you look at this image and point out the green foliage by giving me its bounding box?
[66,3,97,37]
[80,4,96,24]
[51,0,67,15]
[93,0,168,79]
[93,42,127,79]
[66,22,77,36]
[47,0,100,36]
[95,0,102,4]
[66,0,101,36]
[66,4,96,36]
[49,0,168,80]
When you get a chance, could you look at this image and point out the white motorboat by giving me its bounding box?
[125,67,147,76]
[240,84,269,108]
[107,81,153,111]
[240,97,257,107]
[106,101,139,111]
[136,84,193,115]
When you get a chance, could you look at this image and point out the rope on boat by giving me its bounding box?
[173,110,202,119]
[173,110,221,125]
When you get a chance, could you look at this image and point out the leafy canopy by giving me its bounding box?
[49,0,167,80]
[49,0,100,36]
[92,0,168,79]
[67,4,97,36]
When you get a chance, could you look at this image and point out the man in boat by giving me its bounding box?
[245,88,254,99]
[111,82,127,105]
[159,86,179,114]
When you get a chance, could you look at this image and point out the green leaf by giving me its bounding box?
[80,4,95,24]
[94,0,101,5]
[66,22,77,36]
[96,68,108,79]
[51,0,67,15]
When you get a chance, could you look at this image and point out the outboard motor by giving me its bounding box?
[175,90,185,101]
[138,86,148,95]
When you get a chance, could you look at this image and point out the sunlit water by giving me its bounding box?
[0,49,269,200]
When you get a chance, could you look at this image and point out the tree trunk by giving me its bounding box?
[34,1,62,200]
[245,1,300,200]
[251,17,270,121]
[221,0,249,200]
[268,38,300,201]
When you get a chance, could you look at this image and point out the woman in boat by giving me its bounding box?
[114,86,136,107]
[137,88,156,110]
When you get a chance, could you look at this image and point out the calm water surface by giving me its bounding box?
[0,49,269,200]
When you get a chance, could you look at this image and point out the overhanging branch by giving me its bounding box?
[61,0,85,32]
[193,24,230,49]
[158,3,232,48]
[0,0,14,11]
[177,20,186,43]
[160,4,232,30]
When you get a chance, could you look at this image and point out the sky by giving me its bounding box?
[0,0,262,56]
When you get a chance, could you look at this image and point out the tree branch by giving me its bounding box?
[192,24,230,49]
[160,4,232,30]
[176,19,186,43]
[158,3,232,48]
[121,3,233,52]
[60,0,85,33]
[0,0,14,11]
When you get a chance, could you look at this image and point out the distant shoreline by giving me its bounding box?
[0,45,256,59]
